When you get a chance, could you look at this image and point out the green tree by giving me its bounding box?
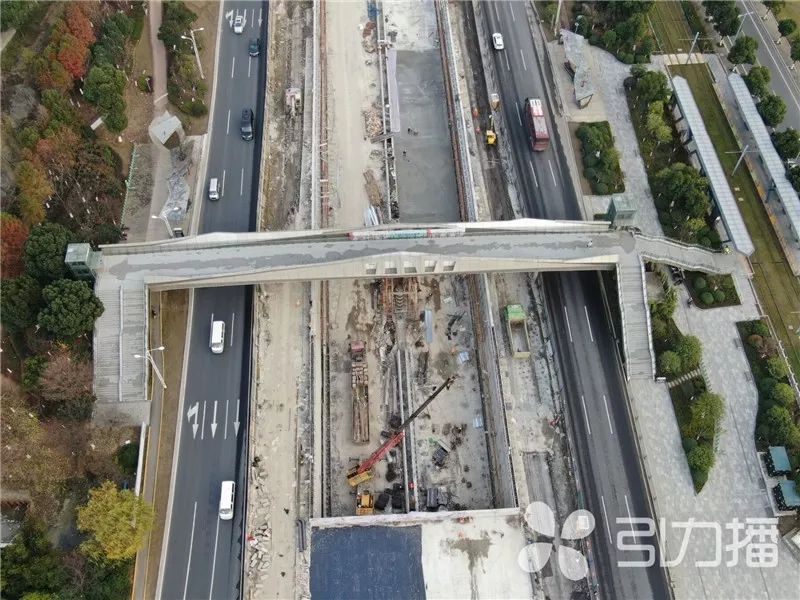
[687,443,715,472]
[791,35,800,62]
[37,280,104,341]
[158,1,197,50]
[0,275,42,332]
[789,165,800,192]
[635,70,671,104]
[728,35,758,66]
[0,0,37,31]
[766,355,790,380]
[758,93,787,127]
[770,382,797,409]
[744,65,771,99]
[686,392,724,440]
[772,128,800,161]
[675,335,703,371]
[763,405,800,447]
[653,163,711,218]
[0,520,68,600]
[84,65,127,133]
[77,481,154,561]
[645,101,672,144]
[778,19,797,41]
[764,0,786,17]
[23,223,74,282]
[703,0,740,36]
[658,351,683,377]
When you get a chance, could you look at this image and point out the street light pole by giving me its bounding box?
[134,346,166,390]
[734,11,754,39]
[151,214,173,238]
[181,27,205,80]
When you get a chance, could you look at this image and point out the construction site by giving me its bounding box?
[243,0,584,598]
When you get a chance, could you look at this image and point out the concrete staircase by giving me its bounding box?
[617,259,654,380]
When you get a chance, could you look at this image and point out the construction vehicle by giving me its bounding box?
[523,97,550,152]
[350,340,369,444]
[504,304,531,358]
[489,92,501,111]
[347,375,456,487]
[356,491,375,515]
[285,87,301,118]
[485,115,497,146]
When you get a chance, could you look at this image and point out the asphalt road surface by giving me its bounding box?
[159,2,267,599]
[735,0,800,132]
[484,3,670,598]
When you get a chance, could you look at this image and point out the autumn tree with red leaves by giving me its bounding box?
[57,33,91,79]
[64,4,96,46]
[0,213,30,278]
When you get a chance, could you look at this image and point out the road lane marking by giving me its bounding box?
[549,159,557,186]
[224,399,229,440]
[230,312,235,347]
[494,3,500,20]
[201,401,207,440]
[240,168,245,196]
[509,2,515,21]
[226,109,231,135]
[182,501,198,600]
[248,56,252,78]
[210,400,218,438]
[624,494,637,541]
[580,395,591,435]
[600,495,612,541]
[515,102,522,126]
[231,55,236,79]
[259,8,263,27]
[528,160,539,188]
[584,305,594,342]
[251,8,255,28]
[221,170,226,197]
[602,394,613,435]
[209,517,221,599]
[520,49,527,71]
[563,305,573,343]
[234,398,241,436]
[187,402,199,439]
[504,51,510,71]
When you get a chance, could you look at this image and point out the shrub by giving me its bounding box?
[693,277,707,291]
[652,317,668,340]
[758,377,778,397]
[688,443,715,472]
[770,382,796,409]
[766,356,790,380]
[659,350,683,377]
[691,466,709,491]
[701,291,714,305]
[749,321,770,337]
[713,289,726,303]
[116,443,139,476]
[682,437,698,453]
[21,355,46,392]
[676,335,703,371]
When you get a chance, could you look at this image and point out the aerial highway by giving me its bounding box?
[157,2,268,599]
[484,3,670,598]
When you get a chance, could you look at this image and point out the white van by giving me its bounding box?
[219,480,235,520]
[210,320,225,354]
[208,178,220,201]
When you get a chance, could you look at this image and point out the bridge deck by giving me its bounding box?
[92,222,741,420]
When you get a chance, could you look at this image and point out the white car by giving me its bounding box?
[492,32,504,50]
[233,14,245,34]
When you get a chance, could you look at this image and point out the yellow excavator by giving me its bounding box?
[486,115,497,147]
[356,490,374,515]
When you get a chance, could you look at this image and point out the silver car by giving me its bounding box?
[233,14,244,34]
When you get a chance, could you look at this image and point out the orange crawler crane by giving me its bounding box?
[346,375,456,487]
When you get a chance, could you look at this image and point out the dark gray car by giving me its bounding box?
[240,108,254,141]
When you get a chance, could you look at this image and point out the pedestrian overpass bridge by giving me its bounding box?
[92,219,740,422]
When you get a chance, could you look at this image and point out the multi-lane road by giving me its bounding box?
[484,2,670,598]
[158,2,268,599]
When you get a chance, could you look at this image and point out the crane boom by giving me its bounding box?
[347,375,455,484]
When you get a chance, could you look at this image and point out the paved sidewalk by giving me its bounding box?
[148,0,169,113]
[629,267,799,599]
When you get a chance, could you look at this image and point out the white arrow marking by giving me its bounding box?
[258,8,262,27]
[233,398,241,437]
[210,400,218,438]
[225,9,234,26]
[187,402,199,438]
[224,399,229,440]
[201,401,207,440]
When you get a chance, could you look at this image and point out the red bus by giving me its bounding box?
[524,97,550,152]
